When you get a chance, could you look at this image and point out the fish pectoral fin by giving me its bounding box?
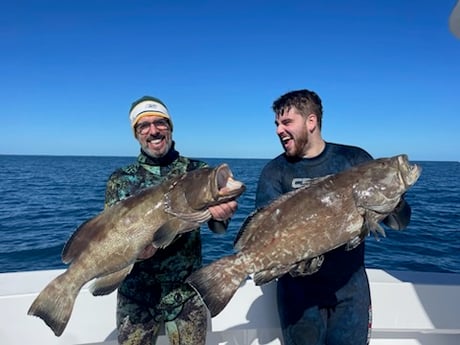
[90,265,133,296]
[366,218,386,240]
[362,210,387,241]
[254,269,280,285]
[289,256,325,276]
[152,222,181,248]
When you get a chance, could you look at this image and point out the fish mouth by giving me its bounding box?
[215,164,246,201]
[397,154,422,188]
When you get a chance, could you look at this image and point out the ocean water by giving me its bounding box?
[0,155,459,274]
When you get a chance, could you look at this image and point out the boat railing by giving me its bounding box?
[1,268,459,345]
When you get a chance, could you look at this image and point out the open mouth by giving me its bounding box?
[398,155,422,187]
[147,136,165,145]
[279,135,293,149]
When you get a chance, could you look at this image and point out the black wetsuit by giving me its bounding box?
[255,142,411,345]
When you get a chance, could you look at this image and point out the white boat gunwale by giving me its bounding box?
[1,268,459,344]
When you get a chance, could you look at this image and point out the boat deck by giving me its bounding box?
[1,268,459,344]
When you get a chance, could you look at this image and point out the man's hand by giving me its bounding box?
[208,200,238,221]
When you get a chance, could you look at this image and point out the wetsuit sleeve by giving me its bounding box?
[382,196,411,230]
[207,219,229,234]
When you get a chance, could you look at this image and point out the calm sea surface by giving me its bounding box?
[0,155,459,274]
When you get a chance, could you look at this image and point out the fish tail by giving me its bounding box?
[186,254,247,317]
[27,271,79,336]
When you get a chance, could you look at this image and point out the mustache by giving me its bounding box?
[146,134,165,142]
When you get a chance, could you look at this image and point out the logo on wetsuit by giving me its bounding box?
[291,177,314,189]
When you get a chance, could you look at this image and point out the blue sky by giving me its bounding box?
[1,0,459,161]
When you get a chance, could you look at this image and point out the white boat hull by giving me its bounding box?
[1,268,459,344]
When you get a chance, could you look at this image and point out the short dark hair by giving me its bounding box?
[272,89,323,129]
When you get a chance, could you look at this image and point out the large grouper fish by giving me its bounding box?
[28,163,246,336]
[186,154,422,317]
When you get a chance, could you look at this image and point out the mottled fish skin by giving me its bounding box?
[186,154,422,317]
[27,164,245,337]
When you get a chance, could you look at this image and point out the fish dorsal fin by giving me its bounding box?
[298,174,331,189]
[233,208,259,250]
[152,221,181,249]
[62,213,106,264]
[62,202,131,264]
[233,188,305,250]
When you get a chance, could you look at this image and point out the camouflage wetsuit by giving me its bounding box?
[105,146,225,345]
[255,142,411,345]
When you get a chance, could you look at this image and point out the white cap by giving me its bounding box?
[129,96,173,132]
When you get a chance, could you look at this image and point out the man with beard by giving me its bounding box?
[255,89,412,345]
[105,95,238,345]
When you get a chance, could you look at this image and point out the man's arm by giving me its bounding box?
[207,200,238,234]
[207,219,229,234]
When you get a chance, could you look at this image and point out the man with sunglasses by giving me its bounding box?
[105,95,237,345]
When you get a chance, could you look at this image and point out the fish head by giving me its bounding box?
[352,154,421,214]
[168,164,246,211]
